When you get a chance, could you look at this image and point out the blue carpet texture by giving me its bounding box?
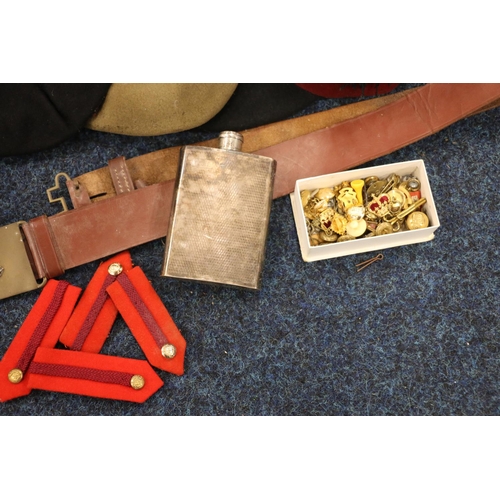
[0,85,499,416]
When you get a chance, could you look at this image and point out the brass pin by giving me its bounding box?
[356,254,384,272]
[384,197,427,225]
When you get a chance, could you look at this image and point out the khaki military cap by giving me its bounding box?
[86,83,238,136]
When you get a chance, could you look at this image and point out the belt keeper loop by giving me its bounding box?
[25,216,65,279]
[108,156,135,195]
[19,222,45,281]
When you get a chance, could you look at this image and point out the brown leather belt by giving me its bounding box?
[2,83,500,300]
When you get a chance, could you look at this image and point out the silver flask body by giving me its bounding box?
[161,131,276,290]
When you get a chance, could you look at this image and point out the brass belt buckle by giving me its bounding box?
[0,222,47,300]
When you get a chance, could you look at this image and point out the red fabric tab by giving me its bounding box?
[59,251,133,352]
[27,347,164,403]
[0,280,81,402]
[107,267,186,375]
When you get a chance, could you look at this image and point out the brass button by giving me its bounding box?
[300,190,312,208]
[366,180,386,200]
[130,375,145,390]
[346,219,367,237]
[108,263,123,276]
[406,211,429,230]
[309,233,322,246]
[407,178,421,191]
[375,222,394,236]
[346,205,365,221]
[8,368,23,384]
[161,344,177,359]
[315,187,336,201]
[337,235,355,242]
[319,231,338,243]
[364,176,379,188]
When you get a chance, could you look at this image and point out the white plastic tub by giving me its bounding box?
[290,159,440,262]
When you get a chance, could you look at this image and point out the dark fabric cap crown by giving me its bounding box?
[0,83,111,157]
[196,83,320,132]
[295,83,400,98]
[196,83,402,132]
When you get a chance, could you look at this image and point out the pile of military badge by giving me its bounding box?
[300,173,430,246]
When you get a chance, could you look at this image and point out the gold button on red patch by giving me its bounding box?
[1,251,187,404]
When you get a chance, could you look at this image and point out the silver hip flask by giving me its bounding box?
[161,131,277,290]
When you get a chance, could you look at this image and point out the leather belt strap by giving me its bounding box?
[23,181,175,278]
[261,83,500,198]
[74,86,421,199]
[3,84,500,300]
[74,84,500,200]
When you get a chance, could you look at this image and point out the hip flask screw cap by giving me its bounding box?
[218,131,243,151]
